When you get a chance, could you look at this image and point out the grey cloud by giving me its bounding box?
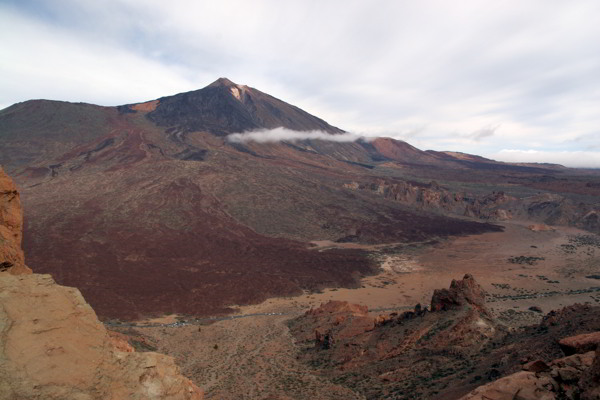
[470,125,500,141]
[488,149,600,169]
[2,0,600,165]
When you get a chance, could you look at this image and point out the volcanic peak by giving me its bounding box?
[146,77,344,135]
[208,77,243,88]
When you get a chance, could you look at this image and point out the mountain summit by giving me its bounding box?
[139,77,344,136]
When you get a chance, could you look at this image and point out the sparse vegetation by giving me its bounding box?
[508,255,545,265]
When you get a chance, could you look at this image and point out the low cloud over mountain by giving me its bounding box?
[227,127,369,143]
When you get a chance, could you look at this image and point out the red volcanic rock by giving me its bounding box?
[315,329,335,349]
[523,359,551,373]
[302,301,375,348]
[0,167,31,275]
[559,331,600,355]
[306,301,369,317]
[430,274,487,312]
[290,275,600,400]
[107,330,136,353]
[580,348,600,400]
[459,371,554,400]
[374,314,392,327]
[462,351,598,400]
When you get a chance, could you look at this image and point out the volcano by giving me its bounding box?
[1,78,597,320]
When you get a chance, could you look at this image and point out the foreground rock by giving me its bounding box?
[0,273,203,400]
[460,342,600,400]
[0,168,203,400]
[0,167,30,275]
[559,332,600,355]
[290,276,600,400]
[290,275,502,399]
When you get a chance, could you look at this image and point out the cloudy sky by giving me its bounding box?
[1,0,599,167]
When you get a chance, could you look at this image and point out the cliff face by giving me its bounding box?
[345,178,600,233]
[0,167,30,274]
[0,168,203,400]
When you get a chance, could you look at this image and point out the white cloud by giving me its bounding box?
[227,128,367,143]
[487,150,600,169]
[0,6,200,107]
[2,0,600,166]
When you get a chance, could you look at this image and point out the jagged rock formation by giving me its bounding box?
[430,273,487,312]
[345,178,600,233]
[582,348,600,399]
[289,276,600,399]
[0,169,203,400]
[0,167,30,274]
[289,275,502,399]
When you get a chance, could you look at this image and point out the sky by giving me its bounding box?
[1,0,599,168]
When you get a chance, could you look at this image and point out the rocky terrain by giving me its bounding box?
[1,79,598,322]
[460,346,600,400]
[0,78,518,320]
[0,167,30,275]
[0,168,204,399]
[4,160,598,398]
[112,229,600,400]
[1,78,600,399]
[288,275,600,399]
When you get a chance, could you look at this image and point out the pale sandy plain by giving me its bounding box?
[126,221,600,399]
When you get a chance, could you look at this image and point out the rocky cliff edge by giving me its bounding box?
[0,167,203,400]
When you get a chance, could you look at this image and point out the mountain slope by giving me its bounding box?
[143,77,345,135]
[1,78,598,320]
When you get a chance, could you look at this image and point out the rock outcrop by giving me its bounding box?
[289,275,505,399]
[460,337,600,400]
[559,332,600,356]
[347,177,600,234]
[345,178,517,221]
[291,276,600,399]
[0,169,203,400]
[305,301,375,344]
[0,273,203,400]
[430,273,487,312]
[0,167,30,275]
[581,348,600,400]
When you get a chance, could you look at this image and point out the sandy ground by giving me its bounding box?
[127,221,600,399]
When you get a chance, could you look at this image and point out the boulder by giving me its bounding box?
[559,332,600,355]
[580,348,600,400]
[0,272,203,400]
[459,371,555,400]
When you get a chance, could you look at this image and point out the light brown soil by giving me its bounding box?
[128,221,600,399]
